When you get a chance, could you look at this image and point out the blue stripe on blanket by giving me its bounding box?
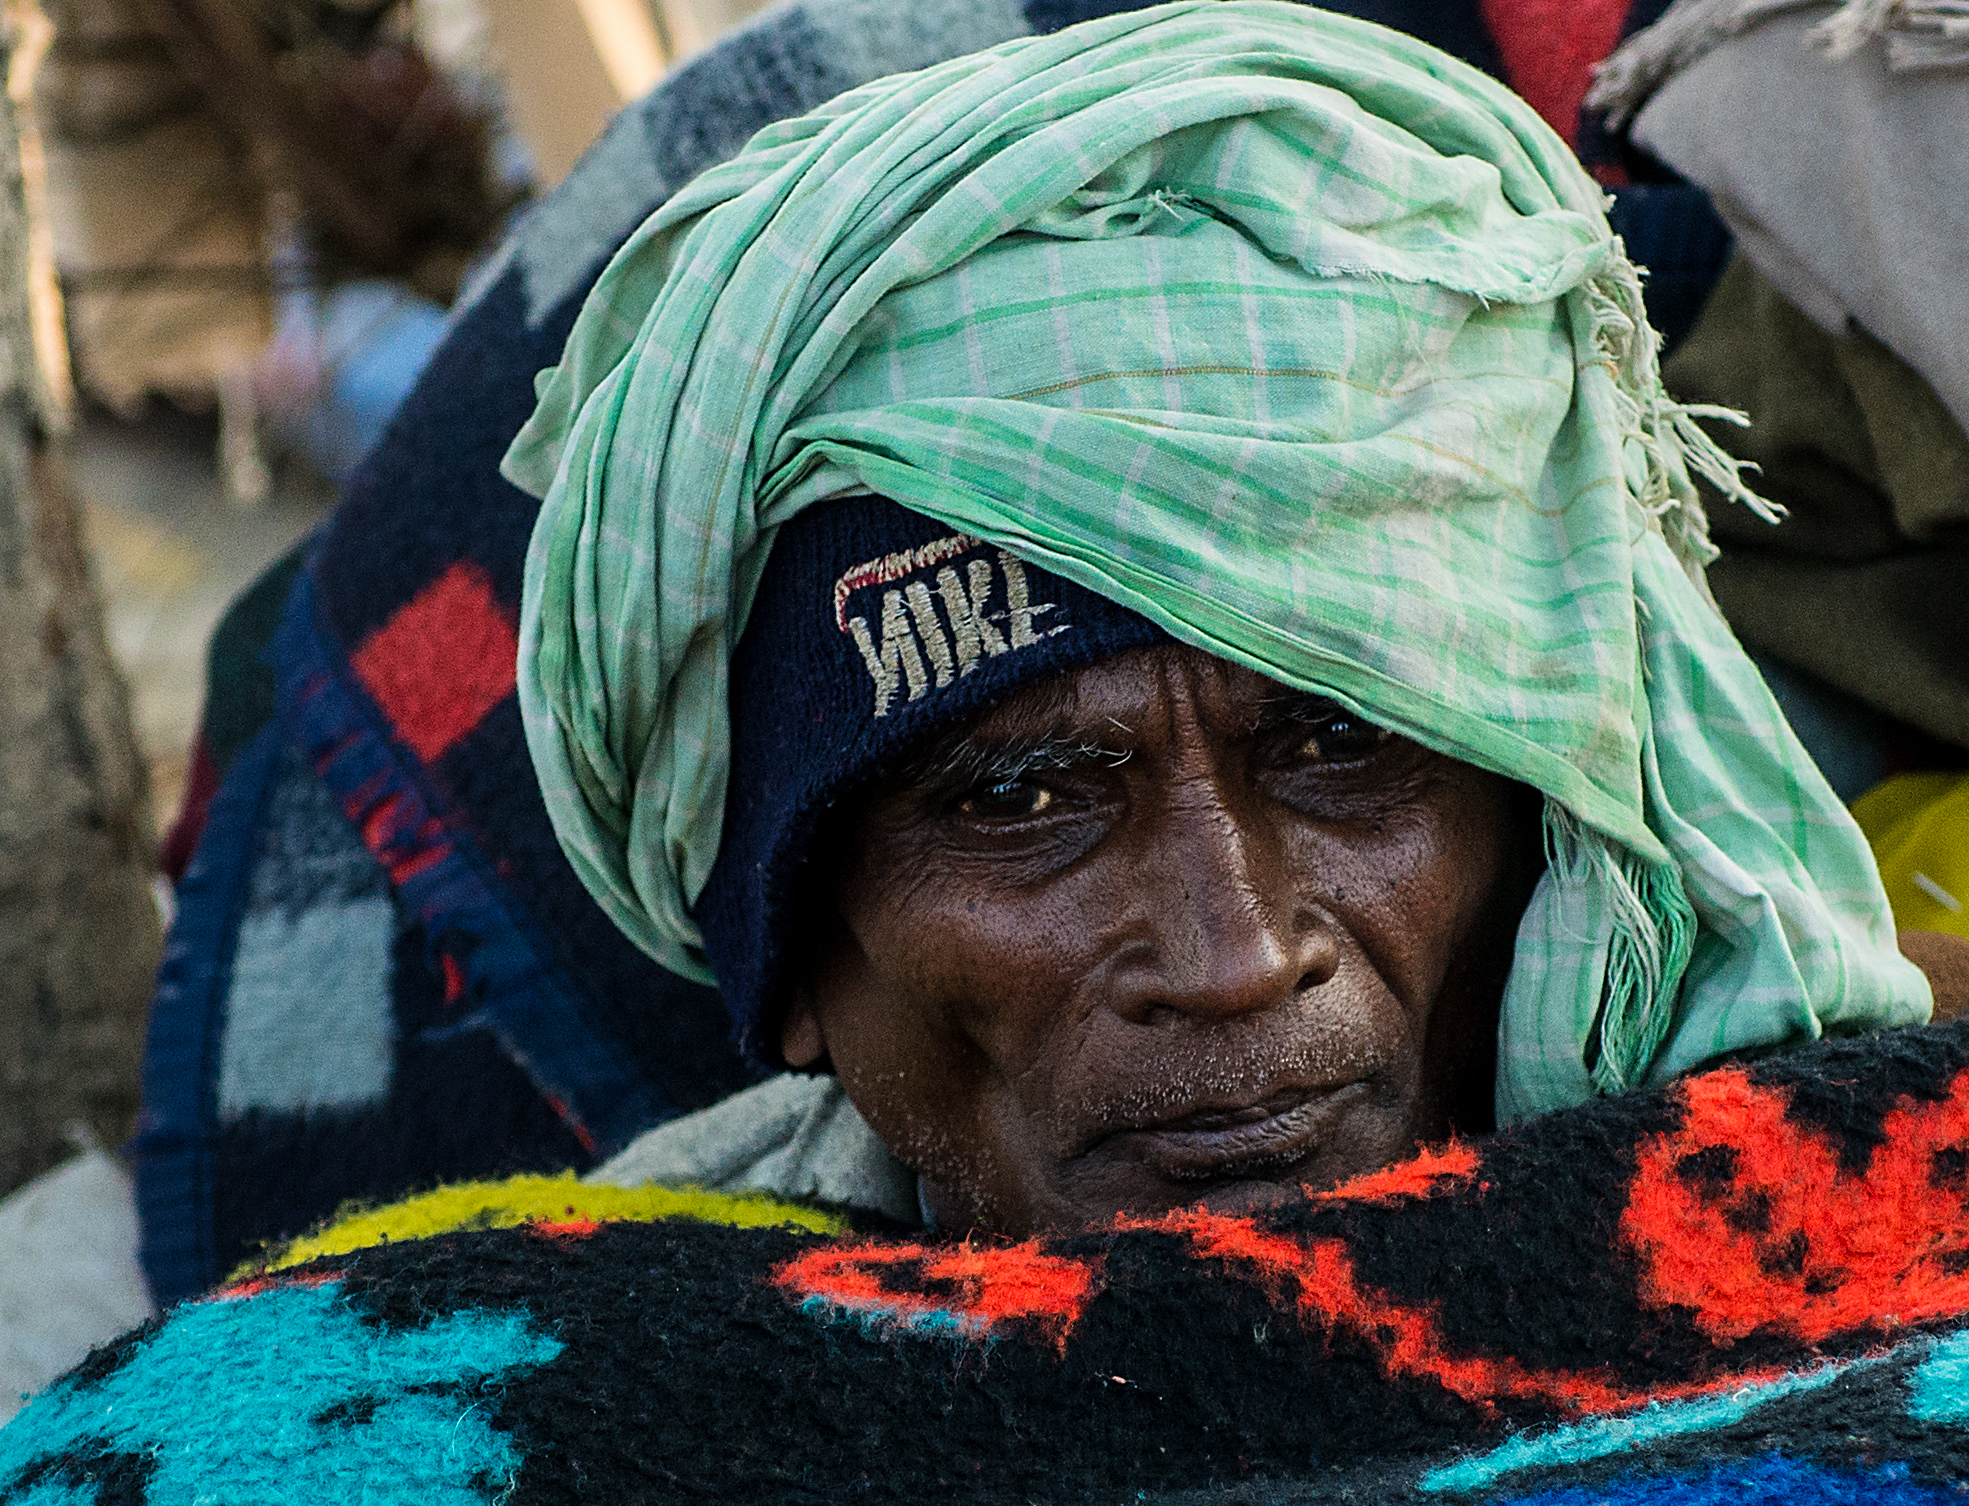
[137,723,285,1306]
[1498,1456,1963,1504]
[1424,1361,1857,1493]
[276,568,672,1158]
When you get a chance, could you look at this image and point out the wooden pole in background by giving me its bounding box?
[479,0,650,190]
[0,13,159,1197]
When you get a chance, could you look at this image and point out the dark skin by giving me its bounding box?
[782,643,1540,1236]
[782,643,1969,1239]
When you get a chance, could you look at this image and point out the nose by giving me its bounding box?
[1106,785,1339,1027]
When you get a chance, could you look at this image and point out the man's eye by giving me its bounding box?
[957,779,1054,819]
[1295,715,1392,763]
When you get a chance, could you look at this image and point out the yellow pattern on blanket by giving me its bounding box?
[248,1172,847,1276]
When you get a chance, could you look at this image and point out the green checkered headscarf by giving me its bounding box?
[504,1,1929,1119]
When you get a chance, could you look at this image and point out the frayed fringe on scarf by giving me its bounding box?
[1562,254,1753,1096]
[1544,803,1698,1097]
[1588,0,1969,126]
[1584,253,1779,590]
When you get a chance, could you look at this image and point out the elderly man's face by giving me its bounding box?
[782,643,1537,1237]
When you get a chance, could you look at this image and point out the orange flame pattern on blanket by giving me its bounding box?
[773,1243,1103,1349]
[778,1065,1969,1414]
[1307,1138,1481,1204]
[1622,1064,1969,1346]
[1145,1210,1808,1417]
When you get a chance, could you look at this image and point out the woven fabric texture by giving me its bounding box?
[16,1022,1969,1502]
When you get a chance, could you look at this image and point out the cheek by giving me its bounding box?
[838,855,1110,1069]
[1290,774,1516,1026]
[817,865,1106,1181]
[807,925,982,1179]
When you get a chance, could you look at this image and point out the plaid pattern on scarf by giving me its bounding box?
[507,1,1924,1118]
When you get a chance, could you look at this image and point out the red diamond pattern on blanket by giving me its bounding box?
[349,560,519,764]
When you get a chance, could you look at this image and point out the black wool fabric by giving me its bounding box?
[24,1022,1969,1504]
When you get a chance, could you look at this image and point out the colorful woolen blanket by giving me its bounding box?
[28,1023,1969,1502]
[140,0,1732,1304]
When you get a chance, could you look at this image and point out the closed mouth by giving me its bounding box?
[1109,1081,1374,1183]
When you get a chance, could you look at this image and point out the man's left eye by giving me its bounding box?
[1295,715,1393,763]
[958,779,1054,819]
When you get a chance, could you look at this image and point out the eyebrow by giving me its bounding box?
[903,728,1133,789]
[1249,690,1353,734]
[903,692,1370,790]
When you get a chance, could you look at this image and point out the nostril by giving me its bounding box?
[1294,918,1343,988]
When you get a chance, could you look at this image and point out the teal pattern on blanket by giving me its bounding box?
[1420,1359,1856,1494]
[0,1283,562,1505]
[1908,1327,1969,1425]
[505,0,1930,1117]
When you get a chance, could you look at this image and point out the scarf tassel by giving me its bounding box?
[1582,258,1780,593]
[1545,803,1699,1096]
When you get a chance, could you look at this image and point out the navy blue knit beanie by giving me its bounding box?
[698,494,1169,1064]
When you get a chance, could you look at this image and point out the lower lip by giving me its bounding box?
[1123,1082,1374,1184]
